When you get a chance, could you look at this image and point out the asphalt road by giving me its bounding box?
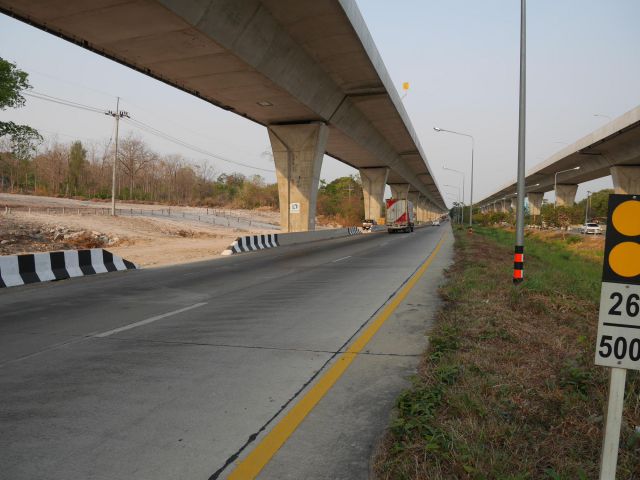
[0,225,453,480]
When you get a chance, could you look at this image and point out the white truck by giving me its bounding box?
[385,198,415,233]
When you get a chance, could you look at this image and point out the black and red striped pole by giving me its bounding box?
[513,0,527,285]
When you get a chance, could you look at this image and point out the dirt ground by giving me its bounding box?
[0,193,281,267]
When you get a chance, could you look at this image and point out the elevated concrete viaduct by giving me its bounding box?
[477,105,640,210]
[0,0,447,231]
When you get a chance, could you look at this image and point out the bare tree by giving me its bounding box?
[118,134,153,199]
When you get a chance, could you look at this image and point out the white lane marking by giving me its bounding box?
[332,255,352,263]
[94,302,207,338]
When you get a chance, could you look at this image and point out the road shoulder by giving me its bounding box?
[255,227,454,479]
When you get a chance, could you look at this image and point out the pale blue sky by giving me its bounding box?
[1,1,639,205]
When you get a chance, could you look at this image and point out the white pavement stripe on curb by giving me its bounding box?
[34,253,55,282]
[90,249,108,273]
[63,250,83,277]
[94,302,208,338]
[112,254,126,271]
[0,256,23,287]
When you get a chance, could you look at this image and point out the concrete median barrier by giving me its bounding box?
[222,227,363,255]
[0,249,138,288]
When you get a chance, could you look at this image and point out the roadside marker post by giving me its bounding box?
[594,194,640,479]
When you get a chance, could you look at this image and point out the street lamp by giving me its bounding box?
[434,126,475,227]
[594,114,611,121]
[553,166,581,207]
[444,193,459,223]
[442,165,465,224]
[444,184,461,223]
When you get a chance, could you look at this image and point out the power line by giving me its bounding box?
[119,96,259,158]
[23,89,274,174]
[25,91,107,114]
[123,117,273,173]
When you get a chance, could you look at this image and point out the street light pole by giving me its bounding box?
[443,165,465,224]
[553,166,581,207]
[434,127,475,227]
[444,184,461,223]
[513,0,527,284]
[445,194,459,223]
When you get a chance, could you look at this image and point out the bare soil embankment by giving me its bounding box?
[0,193,281,267]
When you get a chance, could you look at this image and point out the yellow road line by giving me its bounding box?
[227,234,446,479]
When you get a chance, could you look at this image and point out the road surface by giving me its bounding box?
[0,225,453,479]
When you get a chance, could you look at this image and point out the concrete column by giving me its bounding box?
[611,165,640,194]
[268,123,329,232]
[555,184,578,207]
[427,204,437,221]
[359,167,389,222]
[413,195,424,223]
[389,183,409,200]
[422,201,431,222]
[510,198,517,211]
[420,200,429,223]
[407,192,420,224]
[527,192,544,216]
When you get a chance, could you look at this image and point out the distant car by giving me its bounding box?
[362,219,377,231]
[580,222,603,235]
[432,220,440,226]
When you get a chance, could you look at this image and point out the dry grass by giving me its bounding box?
[374,227,640,479]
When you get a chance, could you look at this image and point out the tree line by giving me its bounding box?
[469,188,613,227]
[0,56,367,224]
[0,133,365,221]
[0,134,273,208]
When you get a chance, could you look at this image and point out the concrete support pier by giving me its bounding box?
[555,184,578,207]
[510,198,517,211]
[389,184,409,200]
[407,191,419,207]
[427,204,437,221]
[611,165,640,194]
[359,167,389,222]
[268,123,329,232]
[418,201,427,223]
[527,192,544,216]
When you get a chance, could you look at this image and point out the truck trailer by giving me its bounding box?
[385,198,414,233]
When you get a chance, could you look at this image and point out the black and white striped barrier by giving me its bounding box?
[222,227,363,256]
[0,249,138,288]
[221,233,280,255]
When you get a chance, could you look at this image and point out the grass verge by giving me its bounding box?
[374,226,639,479]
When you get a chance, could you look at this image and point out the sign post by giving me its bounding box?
[594,194,640,479]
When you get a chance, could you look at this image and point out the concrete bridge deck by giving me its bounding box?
[478,105,640,211]
[0,0,447,229]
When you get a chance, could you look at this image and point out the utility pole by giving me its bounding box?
[105,97,130,216]
[345,182,354,201]
[585,190,592,224]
